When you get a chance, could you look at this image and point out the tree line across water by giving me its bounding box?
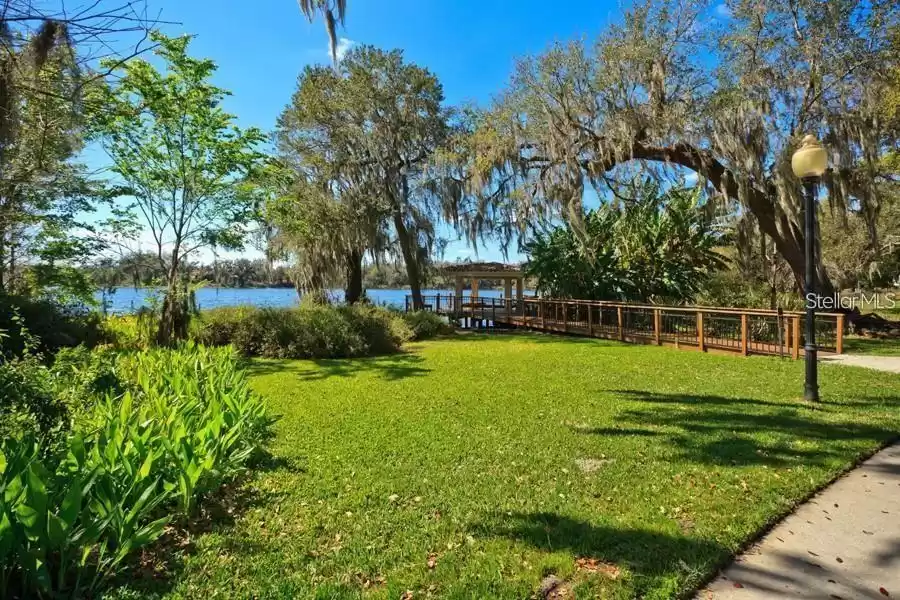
[2,0,900,348]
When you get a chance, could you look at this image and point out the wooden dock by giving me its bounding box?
[408,295,845,359]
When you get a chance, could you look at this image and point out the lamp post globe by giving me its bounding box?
[792,135,828,179]
[791,134,827,403]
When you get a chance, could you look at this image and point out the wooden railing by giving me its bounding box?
[408,294,845,358]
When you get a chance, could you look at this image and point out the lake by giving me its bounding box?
[97,287,519,314]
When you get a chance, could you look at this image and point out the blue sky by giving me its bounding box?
[94,0,638,264]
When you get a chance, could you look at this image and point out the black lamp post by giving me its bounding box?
[791,135,828,402]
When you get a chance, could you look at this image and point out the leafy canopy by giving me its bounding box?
[447,0,899,294]
[526,182,726,303]
[91,32,265,268]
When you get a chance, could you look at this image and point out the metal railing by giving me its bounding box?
[407,294,845,358]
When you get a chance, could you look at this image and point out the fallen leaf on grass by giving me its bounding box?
[575,557,621,579]
[427,553,438,569]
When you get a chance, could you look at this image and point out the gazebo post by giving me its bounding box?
[504,278,513,317]
[442,263,524,326]
[516,277,525,315]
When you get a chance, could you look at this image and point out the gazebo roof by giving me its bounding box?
[442,262,524,278]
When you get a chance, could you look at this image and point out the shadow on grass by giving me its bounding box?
[107,450,297,598]
[470,511,725,584]
[432,330,623,345]
[245,351,431,381]
[582,389,898,468]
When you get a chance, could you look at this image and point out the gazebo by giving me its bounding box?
[442,262,526,304]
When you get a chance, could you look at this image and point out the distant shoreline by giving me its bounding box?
[103,285,504,292]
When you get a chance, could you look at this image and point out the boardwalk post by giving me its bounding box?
[697,311,705,352]
[436,294,440,313]
[741,313,748,355]
[563,302,568,332]
[836,314,844,354]
[654,309,661,345]
[617,306,624,341]
[587,303,593,335]
[784,318,792,357]
[492,299,496,328]
[405,296,409,313]
[792,316,800,360]
[539,298,545,328]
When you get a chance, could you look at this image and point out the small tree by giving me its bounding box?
[92,33,264,344]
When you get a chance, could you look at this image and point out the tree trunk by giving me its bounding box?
[156,255,190,346]
[393,208,423,310]
[344,248,364,304]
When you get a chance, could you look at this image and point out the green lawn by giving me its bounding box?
[113,334,900,599]
[843,335,900,356]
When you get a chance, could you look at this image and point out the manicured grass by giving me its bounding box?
[114,334,900,599]
[843,335,900,356]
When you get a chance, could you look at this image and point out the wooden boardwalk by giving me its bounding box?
[409,295,845,359]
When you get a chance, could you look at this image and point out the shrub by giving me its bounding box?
[189,305,255,347]
[51,345,123,420]
[101,307,160,350]
[343,304,412,354]
[193,304,412,358]
[0,294,103,359]
[0,344,273,598]
[0,342,123,450]
[0,355,66,447]
[403,310,454,340]
[696,271,805,311]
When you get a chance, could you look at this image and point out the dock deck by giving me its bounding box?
[408,295,844,358]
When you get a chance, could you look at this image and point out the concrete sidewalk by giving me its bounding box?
[697,442,900,599]
[821,354,900,374]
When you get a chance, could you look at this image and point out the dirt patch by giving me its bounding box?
[539,574,572,599]
[575,458,616,473]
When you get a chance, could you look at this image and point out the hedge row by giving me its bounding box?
[190,304,451,358]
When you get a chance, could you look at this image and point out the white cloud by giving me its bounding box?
[715,3,732,18]
[333,37,356,63]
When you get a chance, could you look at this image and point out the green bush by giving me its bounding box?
[51,345,123,419]
[403,310,454,340]
[0,344,273,598]
[0,294,103,359]
[0,355,66,447]
[193,304,412,358]
[0,343,122,450]
[101,307,162,350]
[188,305,255,347]
[696,271,805,311]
